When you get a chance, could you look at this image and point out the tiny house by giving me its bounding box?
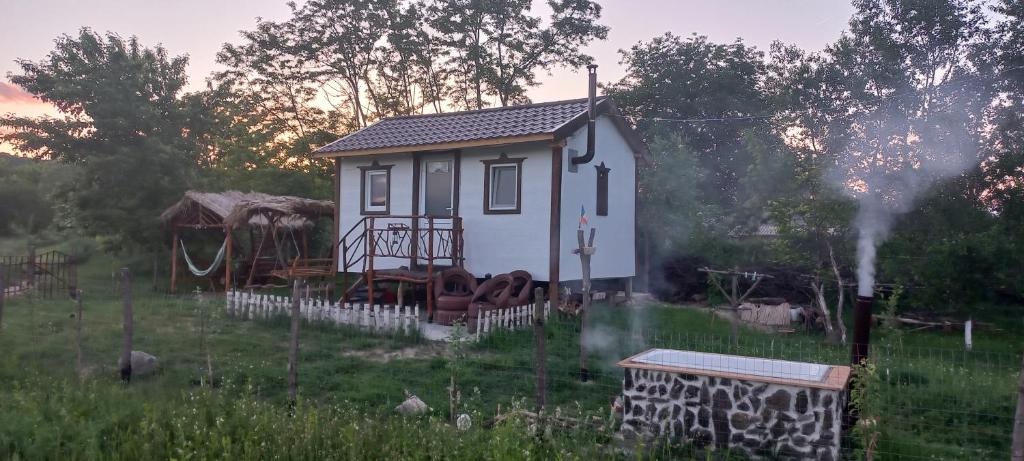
[313,66,647,312]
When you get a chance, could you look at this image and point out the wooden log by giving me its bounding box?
[119,268,133,384]
[534,287,547,411]
[287,278,303,404]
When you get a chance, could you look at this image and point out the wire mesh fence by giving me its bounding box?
[0,275,1020,460]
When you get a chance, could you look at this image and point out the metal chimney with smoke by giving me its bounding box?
[569,64,599,171]
[851,295,874,366]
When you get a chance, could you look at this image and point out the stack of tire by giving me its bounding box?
[433,268,478,326]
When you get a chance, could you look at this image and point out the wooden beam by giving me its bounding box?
[313,134,554,158]
[332,158,341,276]
[549,144,563,308]
[411,153,421,268]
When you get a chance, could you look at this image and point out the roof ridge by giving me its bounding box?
[378,96,606,122]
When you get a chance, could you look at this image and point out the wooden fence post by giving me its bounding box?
[0,273,5,333]
[1012,353,1024,461]
[287,278,303,405]
[119,268,133,384]
[534,287,547,411]
[74,289,84,381]
[574,228,596,382]
[26,245,35,290]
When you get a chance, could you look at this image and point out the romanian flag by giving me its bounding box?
[579,205,589,228]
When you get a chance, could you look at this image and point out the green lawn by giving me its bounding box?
[1,236,1021,459]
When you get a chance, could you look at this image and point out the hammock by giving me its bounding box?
[180,238,228,277]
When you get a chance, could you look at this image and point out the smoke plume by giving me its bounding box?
[833,103,980,297]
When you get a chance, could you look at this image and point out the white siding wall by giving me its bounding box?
[558,115,637,281]
[458,142,552,280]
[337,153,414,271]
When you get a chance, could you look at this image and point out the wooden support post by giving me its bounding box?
[224,227,233,293]
[170,231,179,293]
[548,144,563,314]
[367,218,375,309]
[119,268,133,384]
[574,228,596,382]
[287,278,303,405]
[533,287,547,411]
[427,217,435,320]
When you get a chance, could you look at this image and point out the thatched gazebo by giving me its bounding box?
[160,191,334,292]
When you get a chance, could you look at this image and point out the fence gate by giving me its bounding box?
[0,250,74,298]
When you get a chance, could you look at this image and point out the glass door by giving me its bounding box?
[424,159,453,216]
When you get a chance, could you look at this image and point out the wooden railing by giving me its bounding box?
[339,215,464,274]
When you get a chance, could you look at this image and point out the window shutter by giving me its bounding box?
[596,162,610,216]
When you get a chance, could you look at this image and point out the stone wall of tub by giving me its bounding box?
[620,367,845,460]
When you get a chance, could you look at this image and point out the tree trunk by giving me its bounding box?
[119,268,133,384]
[287,278,303,404]
[828,244,848,344]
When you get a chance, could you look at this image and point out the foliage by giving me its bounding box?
[1,29,200,251]
[0,155,56,235]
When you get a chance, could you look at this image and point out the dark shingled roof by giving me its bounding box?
[315,97,604,155]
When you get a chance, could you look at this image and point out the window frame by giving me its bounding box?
[359,161,393,215]
[481,154,525,215]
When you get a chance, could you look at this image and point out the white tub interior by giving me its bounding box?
[630,349,830,382]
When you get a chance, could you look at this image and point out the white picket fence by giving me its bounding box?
[226,290,420,335]
[475,301,551,337]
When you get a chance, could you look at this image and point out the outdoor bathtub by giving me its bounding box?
[618,349,851,460]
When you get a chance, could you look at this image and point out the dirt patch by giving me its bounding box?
[340,342,448,363]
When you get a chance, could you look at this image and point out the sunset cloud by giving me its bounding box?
[0,82,43,105]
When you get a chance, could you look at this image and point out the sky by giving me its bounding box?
[0,0,856,152]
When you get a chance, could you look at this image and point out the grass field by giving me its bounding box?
[1,236,1022,459]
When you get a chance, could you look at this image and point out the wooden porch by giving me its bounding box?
[339,215,464,317]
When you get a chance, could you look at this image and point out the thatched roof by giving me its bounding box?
[225,195,334,228]
[160,191,333,229]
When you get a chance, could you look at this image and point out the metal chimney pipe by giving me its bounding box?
[851,295,874,366]
[572,64,599,166]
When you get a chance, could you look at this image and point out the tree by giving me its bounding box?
[609,34,773,212]
[1,29,200,250]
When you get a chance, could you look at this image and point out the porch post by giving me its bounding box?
[170,230,179,293]
[548,143,564,308]
[224,226,233,293]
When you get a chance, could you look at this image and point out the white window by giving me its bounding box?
[360,163,391,215]
[482,154,524,214]
[490,165,518,209]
